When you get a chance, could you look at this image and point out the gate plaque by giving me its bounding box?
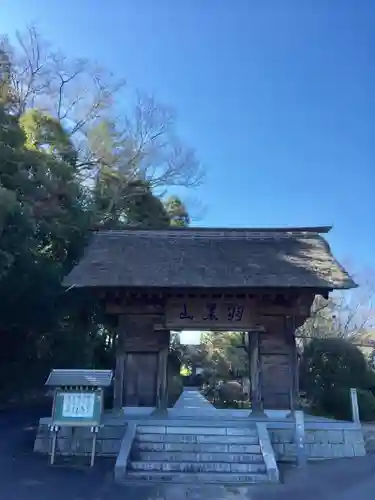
[166,298,259,330]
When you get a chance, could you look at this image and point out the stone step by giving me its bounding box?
[136,433,259,445]
[136,425,258,436]
[125,471,270,484]
[129,461,267,473]
[135,451,264,463]
[136,441,262,453]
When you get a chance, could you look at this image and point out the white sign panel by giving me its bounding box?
[62,392,95,418]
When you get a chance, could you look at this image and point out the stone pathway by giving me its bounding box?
[171,388,218,416]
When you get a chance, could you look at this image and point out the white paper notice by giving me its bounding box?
[62,392,95,418]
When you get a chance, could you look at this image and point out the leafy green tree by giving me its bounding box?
[0,26,198,404]
[93,173,171,229]
[20,109,78,166]
[177,332,247,384]
[0,102,91,396]
[164,196,190,227]
[0,49,14,108]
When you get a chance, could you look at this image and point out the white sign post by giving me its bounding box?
[294,410,307,467]
[350,388,360,424]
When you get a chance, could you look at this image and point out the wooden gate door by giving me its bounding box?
[124,352,158,407]
[259,333,291,409]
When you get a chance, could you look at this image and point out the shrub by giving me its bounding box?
[315,387,375,422]
[300,338,369,396]
[218,381,244,404]
[357,389,375,422]
[299,338,375,421]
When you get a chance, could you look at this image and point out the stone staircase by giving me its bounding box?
[125,423,274,484]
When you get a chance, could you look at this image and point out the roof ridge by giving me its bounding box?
[94,226,332,236]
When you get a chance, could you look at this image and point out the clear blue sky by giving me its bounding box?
[1,0,374,270]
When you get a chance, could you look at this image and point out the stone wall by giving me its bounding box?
[362,424,375,454]
[33,417,366,462]
[269,427,366,461]
[34,418,126,456]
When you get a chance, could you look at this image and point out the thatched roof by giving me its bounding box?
[63,226,356,290]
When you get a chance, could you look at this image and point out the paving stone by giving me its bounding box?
[137,426,166,434]
[225,428,258,436]
[164,443,228,453]
[327,430,344,444]
[136,451,263,463]
[36,425,50,437]
[228,444,261,453]
[130,461,232,473]
[343,443,355,457]
[284,443,297,457]
[230,463,266,473]
[100,439,121,454]
[317,444,334,458]
[124,471,270,483]
[276,430,294,443]
[130,461,267,474]
[33,438,45,453]
[98,426,127,439]
[166,426,226,435]
[314,431,330,444]
[344,430,364,444]
[353,442,366,456]
[331,444,345,457]
[137,433,197,443]
[310,443,334,458]
[304,432,315,444]
[197,435,259,444]
[136,442,164,451]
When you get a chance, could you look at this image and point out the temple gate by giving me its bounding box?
[64,226,356,413]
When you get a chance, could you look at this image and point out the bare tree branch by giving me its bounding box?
[2,25,203,214]
[1,26,125,146]
[56,70,80,119]
[298,268,375,343]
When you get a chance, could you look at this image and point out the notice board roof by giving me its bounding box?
[45,369,113,388]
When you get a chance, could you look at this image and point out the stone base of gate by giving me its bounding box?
[33,410,366,462]
[268,423,365,461]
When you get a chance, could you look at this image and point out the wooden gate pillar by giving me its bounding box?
[154,330,170,414]
[285,316,299,412]
[113,314,126,410]
[248,330,264,414]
